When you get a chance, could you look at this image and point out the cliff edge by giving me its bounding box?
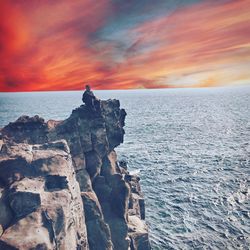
[0,100,151,250]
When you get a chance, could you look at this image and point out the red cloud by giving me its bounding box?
[0,0,250,91]
[0,0,111,91]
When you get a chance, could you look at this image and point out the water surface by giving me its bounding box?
[1,87,250,249]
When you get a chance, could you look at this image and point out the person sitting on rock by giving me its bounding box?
[82,85,100,111]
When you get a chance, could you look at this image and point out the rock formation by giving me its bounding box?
[0,100,151,250]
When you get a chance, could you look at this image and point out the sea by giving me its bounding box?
[0,86,250,250]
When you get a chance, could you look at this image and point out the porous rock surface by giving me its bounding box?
[0,100,151,250]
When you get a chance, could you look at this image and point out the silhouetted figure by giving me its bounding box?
[82,85,100,112]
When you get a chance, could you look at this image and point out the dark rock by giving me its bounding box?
[45,175,68,191]
[30,243,48,250]
[101,151,120,180]
[102,101,126,150]
[85,220,113,250]
[110,174,130,221]
[139,199,145,220]
[82,192,113,250]
[85,151,102,180]
[81,192,103,222]
[106,217,130,250]
[120,109,127,127]
[130,233,151,250]
[0,241,18,250]
[119,160,128,170]
[8,191,41,218]
[76,168,92,192]
[0,192,13,229]
[0,158,31,186]
[93,176,112,203]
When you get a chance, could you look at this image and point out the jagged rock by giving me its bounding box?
[110,174,130,220]
[101,151,120,179]
[119,160,128,170]
[1,115,48,144]
[76,169,93,192]
[128,216,151,250]
[106,217,130,250]
[82,192,113,250]
[0,99,150,250]
[93,176,112,202]
[0,140,88,249]
[85,150,102,180]
[102,101,126,150]
[128,193,146,220]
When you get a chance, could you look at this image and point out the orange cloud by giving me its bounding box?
[0,0,111,91]
[0,0,250,91]
[113,0,250,88]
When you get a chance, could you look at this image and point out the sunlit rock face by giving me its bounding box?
[0,140,88,250]
[0,99,150,250]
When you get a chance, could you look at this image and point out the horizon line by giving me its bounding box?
[1,84,250,94]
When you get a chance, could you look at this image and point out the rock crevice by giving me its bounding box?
[0,100,151,250]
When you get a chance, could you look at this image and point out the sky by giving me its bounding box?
[0,0,250,92]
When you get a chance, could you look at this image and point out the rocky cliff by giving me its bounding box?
[0,100,151,250]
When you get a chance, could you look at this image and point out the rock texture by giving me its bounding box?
[0,100,151,250]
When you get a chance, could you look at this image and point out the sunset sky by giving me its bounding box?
[0,0,250,91]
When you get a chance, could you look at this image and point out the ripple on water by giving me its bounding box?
[1,87,250,249]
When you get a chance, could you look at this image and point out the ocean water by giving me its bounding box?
[0,87,250,249]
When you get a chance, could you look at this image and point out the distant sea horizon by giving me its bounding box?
[1,84,250,94]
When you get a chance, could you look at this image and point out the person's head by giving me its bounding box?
[85,85,90,91]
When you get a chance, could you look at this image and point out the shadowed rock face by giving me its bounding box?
[0,99,151,250]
